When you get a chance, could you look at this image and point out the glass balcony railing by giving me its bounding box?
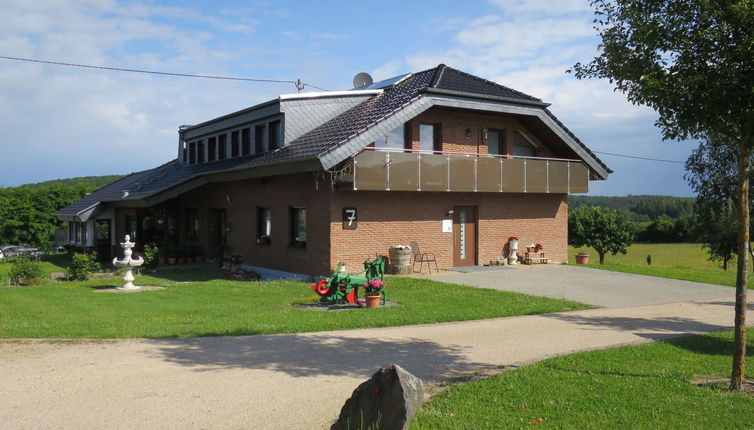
[351,148,589,193]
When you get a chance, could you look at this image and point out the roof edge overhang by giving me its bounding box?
[280,89,382,101]
[180,98,281,134]
[421,87,551,108]
[53,202,102,223]
[140,158,322,206]
[317,93,609,180]
[428,94,609,180]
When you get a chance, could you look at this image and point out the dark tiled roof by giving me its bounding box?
[431,66,542,102]
[55,156,255,215]
[58,64,610,216]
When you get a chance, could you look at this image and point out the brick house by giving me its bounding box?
[55,64,610,278]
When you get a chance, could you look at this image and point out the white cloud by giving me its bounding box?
[488,0,591,15]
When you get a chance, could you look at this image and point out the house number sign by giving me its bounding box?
[342,207,357,230]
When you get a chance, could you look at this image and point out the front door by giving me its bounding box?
[453,206,477,266]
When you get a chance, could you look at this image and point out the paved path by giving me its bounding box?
[1,268,749,429]
[426,265,733,307]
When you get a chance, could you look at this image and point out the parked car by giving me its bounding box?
[0,246,19,259]
[0,245,39,259]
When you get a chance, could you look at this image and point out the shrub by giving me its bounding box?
[66,252,100,281]
[8,257,43,286]
[142,243,159,270]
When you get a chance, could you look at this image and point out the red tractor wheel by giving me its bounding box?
[311,280,331,296]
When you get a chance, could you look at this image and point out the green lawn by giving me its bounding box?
[568,243,741,287]
[0,253,69,284]
[0,267,589,338]
[412,328,754,429]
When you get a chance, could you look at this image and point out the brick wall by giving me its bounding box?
[407,108,555,158]
[172,173,333,275]
[330,191,568,272]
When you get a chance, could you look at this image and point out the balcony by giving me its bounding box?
[351,148,588,193]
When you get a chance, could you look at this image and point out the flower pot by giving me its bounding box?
[365,294,381,308]
[575,254,590,265]
[158,257,166,265]
[178,257,187,264]
[194,256,204,264]
[167,257,177,265]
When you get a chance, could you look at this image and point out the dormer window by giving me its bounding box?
[230,131,239,157]
[188,141,197,164]
[255,125,265,153]
[197,140,205,163]
[242,128,251,155]
[208,137,217,161]
[269,120,281,150]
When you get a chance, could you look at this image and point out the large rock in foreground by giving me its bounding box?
[331,363,424,430]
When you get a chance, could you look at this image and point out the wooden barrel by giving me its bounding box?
[389,247,413,275]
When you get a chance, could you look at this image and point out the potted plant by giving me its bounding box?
[363,279,386,308]
[230,253,243,272]
[575,250,590,264]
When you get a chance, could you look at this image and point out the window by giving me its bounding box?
[68,222,74,243]
[208,137,217,161]
[512,131,536,157]
[219,134,228,160]
[197,140,205,163]
[241,128,251,155]
[257,207,271,244]
[268,120,281,151]
[230,131,239,157]
[125,216,138,240]
[255,125,265,153]
[188,141,197,164]
[419,123,441,154]
[290,207,306,247]
[185,208,200,240]
[375,124,405,151]
[182,141,187,163]
[487,129,504,155]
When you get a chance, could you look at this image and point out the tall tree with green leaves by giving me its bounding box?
[569,206,634,264]
[572,0,754,389]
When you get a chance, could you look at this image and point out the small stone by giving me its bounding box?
[331,363,423,430]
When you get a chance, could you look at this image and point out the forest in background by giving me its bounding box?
[2,172,700,248]
[0,175,123,249]
[568,195,697,243]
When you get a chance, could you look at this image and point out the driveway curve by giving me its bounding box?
[425,265,733,307]
[0,267,749,430]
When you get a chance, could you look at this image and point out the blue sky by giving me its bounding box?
[0,0,695,196]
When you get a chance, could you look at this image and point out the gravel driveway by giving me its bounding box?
[425,264,734,307]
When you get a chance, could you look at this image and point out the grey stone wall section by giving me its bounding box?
[282,96,373,144]
[331,363,424,430]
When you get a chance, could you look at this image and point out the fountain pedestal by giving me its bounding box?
[112,235,144,290]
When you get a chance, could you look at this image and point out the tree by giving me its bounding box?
[569,206,634,264]
[685,136,753,270]
[573,0,754,389]
[694,198,738,270]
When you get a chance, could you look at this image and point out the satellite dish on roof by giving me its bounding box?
[353,72,373,89]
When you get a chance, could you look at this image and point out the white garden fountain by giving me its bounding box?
[112,235,144,290]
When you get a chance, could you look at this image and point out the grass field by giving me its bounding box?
[0,266,589,338]
[411,328,754,429]
[568,243,741,287]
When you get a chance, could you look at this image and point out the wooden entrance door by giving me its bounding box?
[453,206,477,266]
